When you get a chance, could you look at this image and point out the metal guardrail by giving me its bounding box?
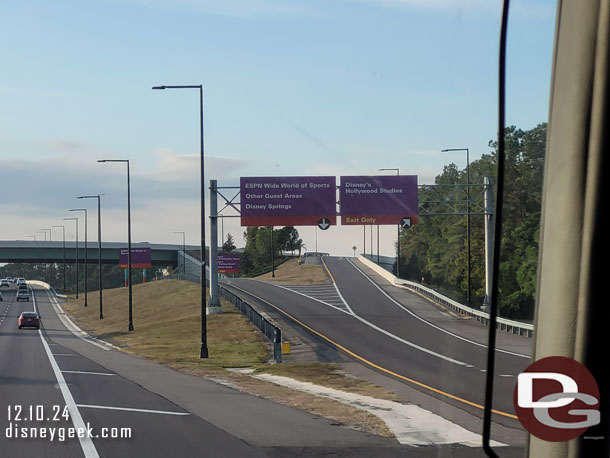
[357,255,534,337]
[219,285,283,363]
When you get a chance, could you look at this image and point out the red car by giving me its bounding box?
[18,312,40,329]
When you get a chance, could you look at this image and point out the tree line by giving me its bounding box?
[240,226,304,276]
[0,262,164,294]
[397,123,546,320]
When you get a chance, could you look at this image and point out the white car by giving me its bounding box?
[0,279,9,288]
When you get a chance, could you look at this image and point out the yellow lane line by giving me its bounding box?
[321,257,336,284]
[226,281,518,420]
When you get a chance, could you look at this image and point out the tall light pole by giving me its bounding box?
[52,225,66,293]
[78,195,104,319]
[40,228,52,284]
[441,148,471,306]
[152,84,208,358]
[70,208,88,307]
[63,217,79,297]
[98,159,133,331]
[173,231,186,278]
[379,168,400,277]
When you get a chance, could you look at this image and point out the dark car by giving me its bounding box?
[18,312,40,329]
[16,289,29,302]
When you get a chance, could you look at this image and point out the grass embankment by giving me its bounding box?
[63,280,401,437]
[255,258,329,285]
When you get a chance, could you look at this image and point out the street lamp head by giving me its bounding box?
[77,194,105,199]
[441,148,469,152]
[152,86,167,90]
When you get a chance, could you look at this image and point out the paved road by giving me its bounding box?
[223,256,532,435]
[0,283,405,458]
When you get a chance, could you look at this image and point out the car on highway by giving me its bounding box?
[17,284,28,292]
[18,312,40,329]
[0,279,9,288]
[16,278,26,285]
[16,289,29,302]
[0,291,3,301]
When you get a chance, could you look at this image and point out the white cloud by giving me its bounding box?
[146,148,249,183]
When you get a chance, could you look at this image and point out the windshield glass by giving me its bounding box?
[0,1,560,457]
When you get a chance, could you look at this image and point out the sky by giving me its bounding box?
[0,0,557,257]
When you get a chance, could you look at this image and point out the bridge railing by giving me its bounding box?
[357,255,534,337]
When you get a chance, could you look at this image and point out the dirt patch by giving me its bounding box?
[256,258,329,285]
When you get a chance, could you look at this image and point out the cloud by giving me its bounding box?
[146,148,249,183]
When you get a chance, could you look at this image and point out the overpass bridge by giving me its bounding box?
[0,241,203,267]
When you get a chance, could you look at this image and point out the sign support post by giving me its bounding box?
[208,180,221,311]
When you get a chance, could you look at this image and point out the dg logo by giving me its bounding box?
[514,356,600,442]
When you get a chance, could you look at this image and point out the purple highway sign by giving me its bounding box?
[340,175,419,225]
[119,247,152,268]
[241,176,336,226]
[218,254,241,273]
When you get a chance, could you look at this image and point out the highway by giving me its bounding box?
[223,256,533,435]
[0,283,406,458]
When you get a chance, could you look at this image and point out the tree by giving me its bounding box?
[222,233,236,253]
[396,123,546,319]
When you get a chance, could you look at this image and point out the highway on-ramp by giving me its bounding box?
[223,256,532,431]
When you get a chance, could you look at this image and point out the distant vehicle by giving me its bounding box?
[0,279,9,288]
[6,277,13,283]
[18,312,39,329]
[16,290,29,302]
[17,283,28,291]
[0,291,3,301]
[16,278,26,284]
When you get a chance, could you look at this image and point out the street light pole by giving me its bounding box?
[153,84,208,358]
[98,160,133,331]
[70,209,88,307]
[441,148,471,306]
[40,228,52,284]
[62,217,78,297]
[52,226,66,293]
[379,168,400,277]
[173,231,186,278]
[78,195,104,319]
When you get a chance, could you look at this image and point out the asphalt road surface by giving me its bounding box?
[0,283,405,458]
[222,256,532,439]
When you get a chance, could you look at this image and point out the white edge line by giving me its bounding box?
[34,294,100,458]
[62,371,116,376]
[76,404,189,416]
[45,290,113,351]
[346,258,531,359]
[240,280,353,315]
[237,277,469,367]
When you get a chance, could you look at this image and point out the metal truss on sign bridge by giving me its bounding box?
[215,186,241,218]
[417,182,493,217]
